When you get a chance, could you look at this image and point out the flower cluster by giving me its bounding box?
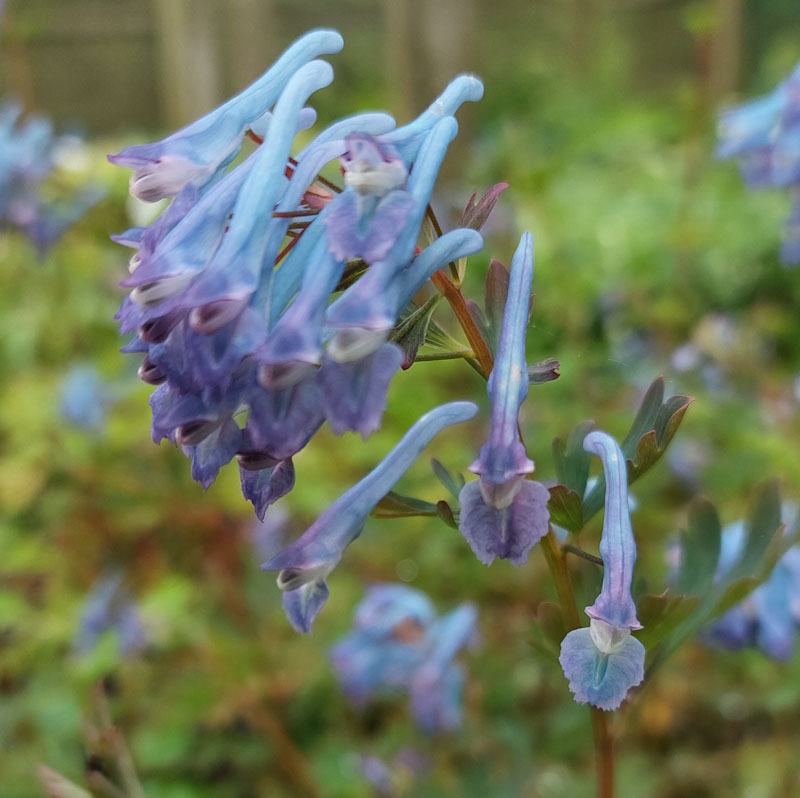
[109,29,485,520]
[704,504,800,661]
[331,584,477,733]
[0,100,101,253]
[716,62,800,264]
[559,431,645,711]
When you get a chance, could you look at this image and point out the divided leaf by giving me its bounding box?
[431,458,465,500]
[371,491,439,519]
[390,294,441,369]
[552,419,595,496]
[547,484,584,533]
[583,377,693,519]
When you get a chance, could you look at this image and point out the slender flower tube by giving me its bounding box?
[559,430,645,711]
[382,74,484,163]
[262,401,478,632]
[108,29,345,200]
[458,233,550,566]
[185,59,334,307]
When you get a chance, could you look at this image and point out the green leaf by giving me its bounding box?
[677,498,721,594]
[529,601,566,657]
[430,458,465,500]
[620,377,664,458]
[552,420,595,497]
[390,294,441,368]
[436,500,458,529]
[424,317,468,352]
[547,484,584,533]
[731,478,782,580]
[371,491,439,519]
[583,378,693,519]
[635,593,701,650]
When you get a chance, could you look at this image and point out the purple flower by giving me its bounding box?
[331,584,477,732]
[262,401,477,632]
[458,233,550,566]
[559,431,644,711]
[108,29,345,201]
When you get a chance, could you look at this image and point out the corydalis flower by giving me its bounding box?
[716,62,800,264]
[704,504,800,661]
[559,431,644,711]
[331,584,477,733]
[108,29,345,201]
[262,401,477,632]
[458,233,550,566]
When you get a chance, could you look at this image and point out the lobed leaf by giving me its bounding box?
[547,484,584,533]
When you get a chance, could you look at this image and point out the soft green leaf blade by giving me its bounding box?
[547,484,584,533]
[371,491,439,519]
[430,458,465,500]
[677,498,721,594]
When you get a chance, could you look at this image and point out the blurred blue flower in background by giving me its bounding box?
[0,100,101,253]
[59,365,119,432]
[717,62,800,264]
[74,571,147,658]
[704,504,800,661]
[331,584,477,733]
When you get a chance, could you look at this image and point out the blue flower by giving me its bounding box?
[704,504,800,661]
[60,365,118,432]
[717,62,800,264]
[108,29,345,201]
[74,572,146,658]
[110,28,485,517]
[559,431,645,711]
[262,401,477,632]
[458,233,550,566]
[331,584,477,733]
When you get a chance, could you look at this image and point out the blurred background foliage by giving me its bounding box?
[2,1,800,796]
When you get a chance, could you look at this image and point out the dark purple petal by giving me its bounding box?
[239,458,296,521]
[184,417,242,489]
[319,342,403,439]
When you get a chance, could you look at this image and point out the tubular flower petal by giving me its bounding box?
[108,29,344,200]
[262,402,477,632]
[559,430,644,711]
[458,233,549,565]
